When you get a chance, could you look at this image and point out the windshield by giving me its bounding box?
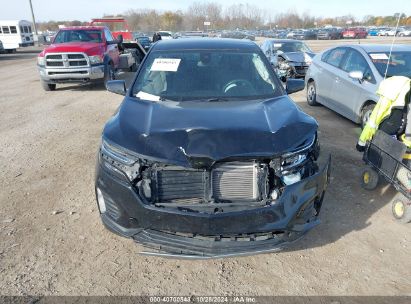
[132,50,281,102]
[159,32,171,37]
[53,30,103,43]
[272,42,312,53]
[368,51,411,78]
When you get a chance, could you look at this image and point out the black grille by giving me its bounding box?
[69,60,87,66]
[46,61,63,67]
[156,169,206,201]
[68,54,85,59]
[46,54,62,59]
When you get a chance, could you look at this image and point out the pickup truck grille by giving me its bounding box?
[45,53,89,68]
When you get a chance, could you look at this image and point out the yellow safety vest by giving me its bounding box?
[359,76,411,146]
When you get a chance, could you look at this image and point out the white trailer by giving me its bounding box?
[0,20,34,52]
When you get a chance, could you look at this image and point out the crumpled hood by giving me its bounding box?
[103,96,318,167]
[44,42,103,56]
[280,51,315,63]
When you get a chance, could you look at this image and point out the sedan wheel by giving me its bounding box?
[361,104,375,129]
[306,81,318,106]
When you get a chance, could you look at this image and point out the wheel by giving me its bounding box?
[392,193,411,223]
[361,103,375,129]
[306,81,319,106]
[361,167,379,190]
[104,62,115,88]
[41,81,56,91]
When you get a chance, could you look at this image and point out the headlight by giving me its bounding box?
[37,56,45,66]
[278,61,290,70]
[89,55,103,65]
[100,139,140,181]
[270,134,318,175]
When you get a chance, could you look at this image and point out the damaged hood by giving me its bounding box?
[279,51,315,63]
[103,96,318,167]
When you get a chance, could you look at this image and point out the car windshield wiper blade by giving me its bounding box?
[204,98,230,102]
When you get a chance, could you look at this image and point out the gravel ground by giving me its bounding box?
[0,37,410,296]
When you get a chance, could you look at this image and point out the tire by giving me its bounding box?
[360,167,379,191]
[361,103,375,129]
[104,62,115,88]
[306,81,319,106]
[391,193,411,223]
[41,81,56,91]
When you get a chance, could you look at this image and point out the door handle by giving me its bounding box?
[335,77,340,83]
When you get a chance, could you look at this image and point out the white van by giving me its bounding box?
[0,20,34,52]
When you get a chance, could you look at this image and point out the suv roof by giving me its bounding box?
[151,38,259,51]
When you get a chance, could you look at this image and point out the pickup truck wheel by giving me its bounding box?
[41,81,56,91]
[104,63,115,88]
[306,81,319,106]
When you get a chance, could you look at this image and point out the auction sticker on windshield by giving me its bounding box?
[369,53,389,60]
[151,58,181,72]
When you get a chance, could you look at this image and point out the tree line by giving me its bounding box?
[36,2,411,32]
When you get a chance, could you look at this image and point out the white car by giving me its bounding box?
[398,28,411,37]
[158,31,173,40]
[378,28,397,36]
[305,44,411,127]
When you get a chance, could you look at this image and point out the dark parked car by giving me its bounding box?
[289,30,317,40]
[135,36,151,51]
[96,39,330,258]
[317,28,343,40]
[260,39,315,81]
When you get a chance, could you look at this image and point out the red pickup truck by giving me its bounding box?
[342,27,368,39]
[37,26,145,91]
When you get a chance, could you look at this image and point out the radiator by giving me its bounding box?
[153,162,262,203]
[212,162,259,200]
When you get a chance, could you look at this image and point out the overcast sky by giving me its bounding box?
[3,0,410,22]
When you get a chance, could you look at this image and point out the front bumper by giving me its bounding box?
[38,65,105,84]
[96,155,331,258]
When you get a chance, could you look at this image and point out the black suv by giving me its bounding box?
[95,39,330,258]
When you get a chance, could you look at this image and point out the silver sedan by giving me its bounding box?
[305,44,411,127]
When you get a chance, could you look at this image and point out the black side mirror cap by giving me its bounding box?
[106,80,126,96]
[286,79,305,94]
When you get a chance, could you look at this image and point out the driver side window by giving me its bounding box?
[342,49,375,83]
[104,29,114,42]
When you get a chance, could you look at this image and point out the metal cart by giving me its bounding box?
[361,130,411,223]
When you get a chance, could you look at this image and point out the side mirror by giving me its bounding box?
[286,79,305,94]
[117,34,123,44]
[106,80,126,96]
[348,71,364,82]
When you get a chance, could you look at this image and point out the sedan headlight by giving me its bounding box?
[99,139,141,181]
[37,56,45,66]
[89,55,103,65]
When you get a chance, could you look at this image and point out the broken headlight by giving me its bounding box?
[99,138,141,182]
[270,134,319,185]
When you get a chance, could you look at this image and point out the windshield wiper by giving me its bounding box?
[205,98,230,102]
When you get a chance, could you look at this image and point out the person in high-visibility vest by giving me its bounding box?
[356,76,411,152]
